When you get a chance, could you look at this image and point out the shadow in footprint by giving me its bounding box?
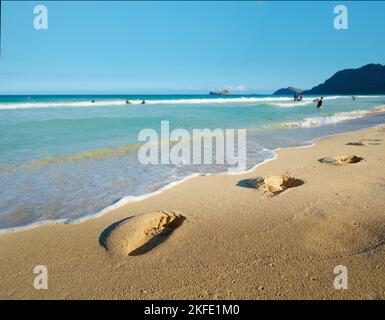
[347,140,381,146]
[100,211,185,257]
[363,139,382,145]
[99,216,133,249]
[236,177,264,189]
[346,142,368,147]
[129,217,185,256]
[281,177,305,188]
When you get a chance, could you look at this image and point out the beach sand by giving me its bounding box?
[1,125,385,300]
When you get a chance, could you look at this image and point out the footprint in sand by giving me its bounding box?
[99,210,185,256]
[346,141,369,147]
[238,175,304,197]
[319,155,363,166]
[363,139,382,145]
[298,202,385,257]
[347,139,381,146]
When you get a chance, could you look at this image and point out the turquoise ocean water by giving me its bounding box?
[1,94,385,231]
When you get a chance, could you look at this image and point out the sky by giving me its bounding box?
[0,0,385,94]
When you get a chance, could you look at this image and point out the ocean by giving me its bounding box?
[1,94,385,232]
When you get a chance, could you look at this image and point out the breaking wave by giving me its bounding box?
[272,105,385,128]
[0,95,353,110]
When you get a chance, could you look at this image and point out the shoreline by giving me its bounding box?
[1,119,384,235]
[1,123,385,299]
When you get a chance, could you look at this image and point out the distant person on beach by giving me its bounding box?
[141,100,146,105]
[317,97,323,108]
[352,96,356,101]
[125,100,131,105]
[298,95,303,101]
[294,93,298,102]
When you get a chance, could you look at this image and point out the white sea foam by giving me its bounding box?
[356,95,382,98]
[1,95,382,110]
[271,100,314,107]
[140,97,291,105]
[0,97,290,110]
[268,96,352,108]
[278,105,385,128]
[0,100,127,109]
[0,96,335,110]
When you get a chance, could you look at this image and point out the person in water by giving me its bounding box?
[298,95,303,101]
[141,100,146,104]
[317,97,323,108]
[125,100,131,105]
[294,93,298,102]
[352,96,356,101]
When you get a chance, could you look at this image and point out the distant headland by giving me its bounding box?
[273,63,385,95]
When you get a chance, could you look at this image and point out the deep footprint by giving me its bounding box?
[319,155,363,165]
[100,210,185,256]
[240,175,304,197]
[346,141,369,147]
[347,139,381,146]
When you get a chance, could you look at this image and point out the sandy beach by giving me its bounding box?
[1,124,385,300]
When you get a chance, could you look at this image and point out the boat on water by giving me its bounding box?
[209,89,230,95]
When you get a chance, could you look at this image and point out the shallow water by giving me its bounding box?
[0,94,385,231]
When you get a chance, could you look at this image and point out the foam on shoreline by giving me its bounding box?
[268,105,385,129]
[0,154,279,234]
[0,95,372,110]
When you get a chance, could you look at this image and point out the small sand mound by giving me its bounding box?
[263,175,304,196]
[337,155,363,164]
[319,155,363,165]
[100,210,185,256]
[245,175,304,197]
[346,141,368,147]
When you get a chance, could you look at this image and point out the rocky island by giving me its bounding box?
[273,63,385,95]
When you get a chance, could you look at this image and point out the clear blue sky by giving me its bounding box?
[1,1,385,94]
